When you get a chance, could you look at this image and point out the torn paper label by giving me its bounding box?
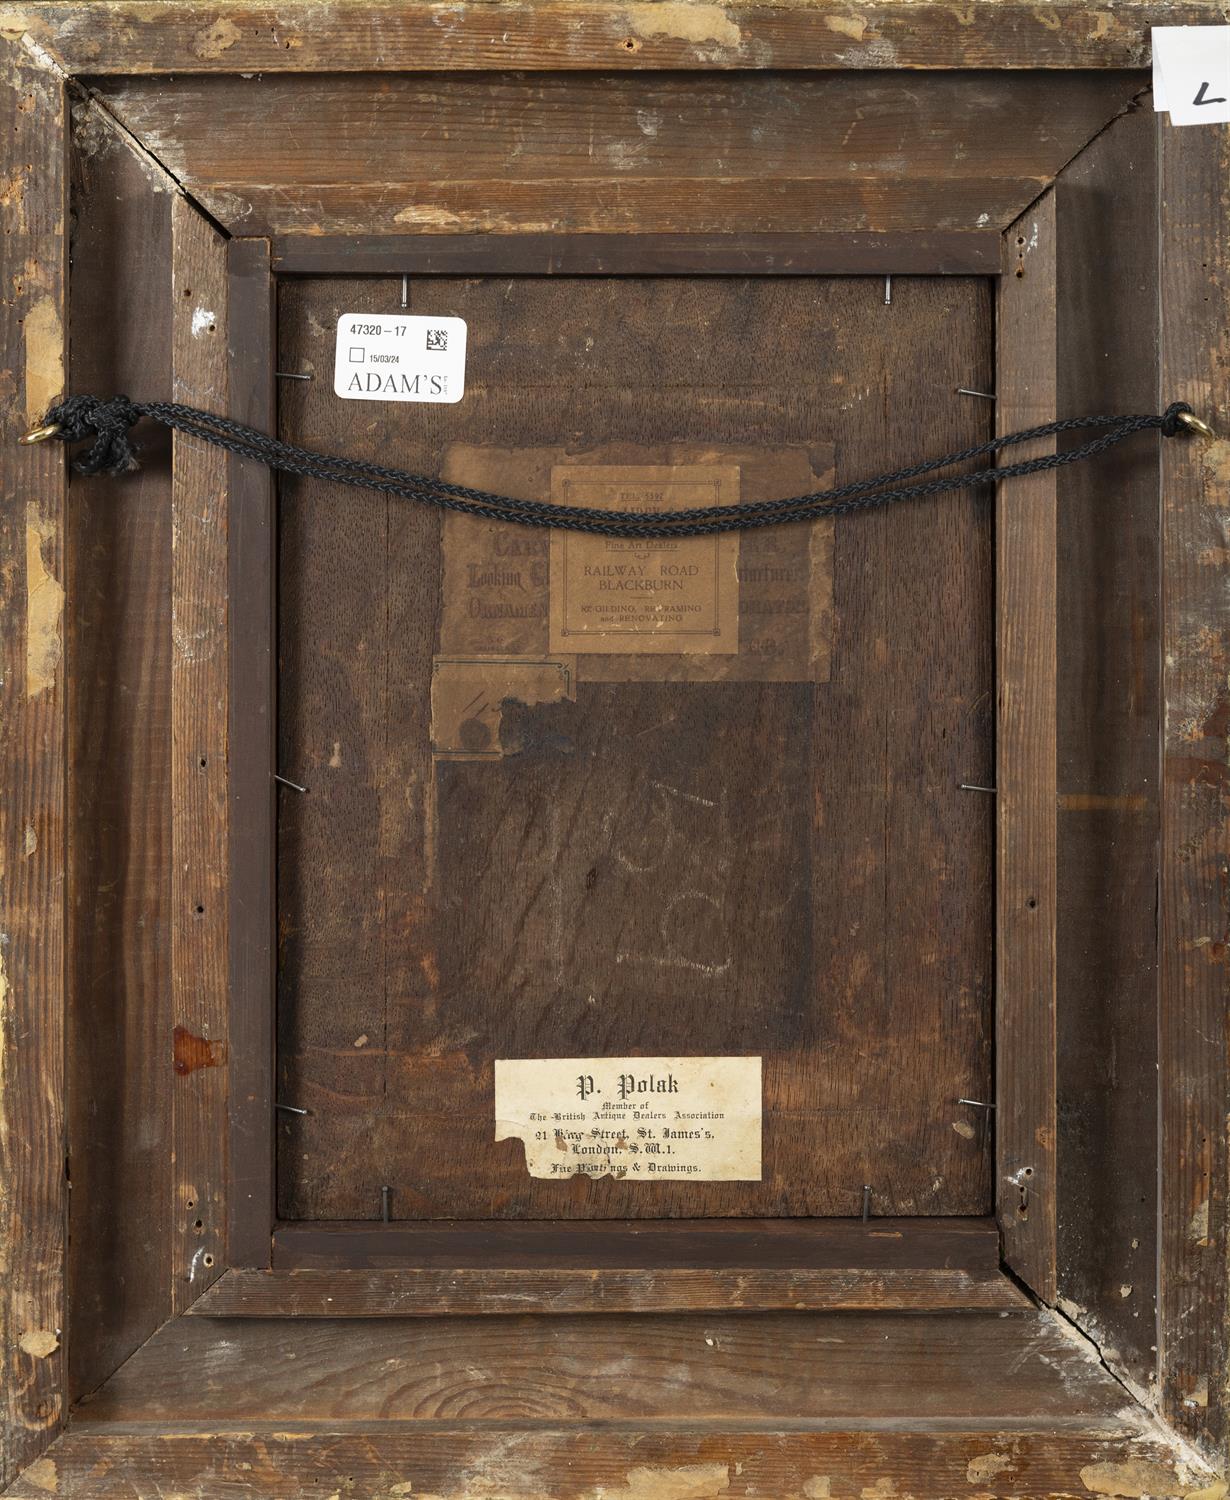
[430,655,575,760]
[495,1055,762,1180]
[1153,26,1230,125]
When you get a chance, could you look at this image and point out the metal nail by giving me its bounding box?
[275,371,313,381]
[958,1098,997,1110]
[959,784,997,794]
[275,1103,310,1116]
[883,275,892,306]
[401,275,409,310]
[274,773,309,793]
[956,388,997,401]
[381,1185,392,1223]
[861,1184,872,1223]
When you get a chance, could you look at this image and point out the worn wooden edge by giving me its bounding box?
[170,198,230,1311]
[226,237,277,1270]
[4,1426,1212,1499]
[272,232,1003,278]
[272,231,1004,278]
[271,1216,1004,1266]
[0,37,67,1495]
[186,1264,1031,1317]
[1157,118,1230,1462]
[995,200,1059,1306]
[0,0,1219,74]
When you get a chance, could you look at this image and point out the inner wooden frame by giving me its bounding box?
[221,229,1038,1285]
[3,6,1227,1488]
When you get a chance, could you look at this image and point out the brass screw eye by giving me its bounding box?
[1177,410,1216,440]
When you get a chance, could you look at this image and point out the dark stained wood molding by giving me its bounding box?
[3,1,1208,74]
[192,1216,1029,1316]
[1157,115,1230,1459]
[226,236,277,1269]
[995,198,1059,1305]
[271,1215,1004,1268]
[273,232,1003,279]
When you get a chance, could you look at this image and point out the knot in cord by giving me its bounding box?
[1160,400,1194,438]
[43,394,145,475]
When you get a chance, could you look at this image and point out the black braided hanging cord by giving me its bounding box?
[31,393,1203,539]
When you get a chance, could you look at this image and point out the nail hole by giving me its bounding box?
[193,1218,203,1231]
[202,1253,214,1268]
[195,904,205,915]
[1026,897,1037,910]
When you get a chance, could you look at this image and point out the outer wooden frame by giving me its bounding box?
[1,2,1227,1489]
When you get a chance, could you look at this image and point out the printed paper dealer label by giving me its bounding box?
[548,466,740,655]
[334,312,467,403]
[495,1056,762,1181]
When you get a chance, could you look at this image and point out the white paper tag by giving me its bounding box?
[1152,26,1230,125]
[495,1056,762,1181]
[334,312,467,403]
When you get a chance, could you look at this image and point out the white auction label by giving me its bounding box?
[495,1056,762,1181]
[334,312,467,403]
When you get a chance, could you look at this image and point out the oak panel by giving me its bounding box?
[274,274,995,1221]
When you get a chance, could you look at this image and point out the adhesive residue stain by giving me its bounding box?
[25,502,63,698]
[173,1024,226,1076]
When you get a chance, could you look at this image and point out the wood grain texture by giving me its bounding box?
[273,232,1002,278]
[64,99,176,1404]
[227,238,277,1268]
[6,1428,1206,1500]
[274,274,994,1222]
[3,1,1208,74]
[76,1312,1133,1428]
[1053,107,1160,1394]
[0,35,67,1493]
[93,71,1145,238]
[995,198,1058,1304]
[188,1264,1030,1316]
[170,199,230,1311]
[1157,117,1230,1460]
